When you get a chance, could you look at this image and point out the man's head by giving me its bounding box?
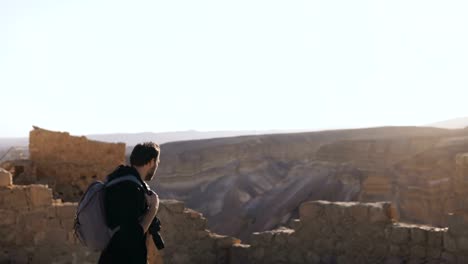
[130,142,160,181]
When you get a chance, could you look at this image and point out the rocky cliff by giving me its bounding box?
[151,127,468,241]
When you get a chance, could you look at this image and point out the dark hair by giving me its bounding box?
[130,142,160,166]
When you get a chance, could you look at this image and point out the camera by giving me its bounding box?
[148,217,165,250]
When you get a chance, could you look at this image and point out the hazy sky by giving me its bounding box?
[1,0,467,137]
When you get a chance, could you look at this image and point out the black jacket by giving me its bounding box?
[98,166,149,264]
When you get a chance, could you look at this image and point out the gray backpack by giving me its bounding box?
[73,175,143,251]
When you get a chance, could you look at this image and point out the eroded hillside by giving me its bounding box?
[151,127,468,241]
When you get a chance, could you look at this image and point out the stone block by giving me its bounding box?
[456,236,468,251]
[410,245,426,259]
[251,247,265,260]
[443,232,457,252]
[33,231,46,245]
[324,203,346,224]
[384,257,404,264]
[373,243,389,257]
[2,187,28,209]
[196,229,210,239]
[251,232,274,246]
[427,229,443,247]
[215,236,241,249]
[61,219,75,230]
[441,252,455,263]
[411,227,427,245]
[0,209,16,226]
[389,244,400,256]
[390,225,410,244]
[18,210,48,231]
[0,169,12,187]
[0,226,16,245]
[289,219,302,230]
[426,247,441,259]
[161,199,185,213]
[287,249,304,264]
[447,213,468,236]
[27,185,53,208]
[56,202,77,219]
[383,203,399,222]
[299,201,324,220]
[229,244,250,264]
[43,228,68,245]
[349,203,368,222]
[304,251,320,263]
[369,203,391,223]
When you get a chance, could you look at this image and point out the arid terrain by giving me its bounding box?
[151,126,468,241]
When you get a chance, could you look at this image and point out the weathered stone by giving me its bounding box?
[406,258,425,264]
[55,203,76,219]
[410,245,426,258]
[162,199,185,213]
[349,203,368,222]
[441,252,456,263]
[411,227,427,244]
[391,225,410,244]
[389,245,401,256]
[426,247,441,259]
[251,247,265,259]
[251,231,274,245]
[287,249,304,264]
[289,219,302,230]
[304,251,320,263]
[3,187,28,209]
[18,210,48,231]
[384,257,404,264]
[299,201,324,220]
[29,127,125,201]
[369,202,391,223]
[456,236,468,251]
[0,209,16,226]
[444,232,457,252]
[27,185,52,208]
[447,213,468,236]
[212,234,240,249]
[229,244,250,264]
[197,230,210,239]
[383,203,399,222]
[427,229,443,247]
[0,168,12,187]
[325,203,346,224]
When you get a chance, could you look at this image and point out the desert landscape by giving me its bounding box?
[3,123,468,263]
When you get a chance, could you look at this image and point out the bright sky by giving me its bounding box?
[1,0,468,137]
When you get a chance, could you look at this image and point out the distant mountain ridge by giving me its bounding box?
[427,116,468,129]
[0,129,312,150]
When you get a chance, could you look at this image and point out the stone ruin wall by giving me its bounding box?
[29,127,125,201]
[6,166,468,263]
[0,168,94,263]
[0,169,241,264]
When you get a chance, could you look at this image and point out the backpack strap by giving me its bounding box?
[105,175,143,188]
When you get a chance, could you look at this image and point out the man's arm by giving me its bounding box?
[140,190,159,233]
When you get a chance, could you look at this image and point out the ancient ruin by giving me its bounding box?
[0,170,241,264]
[4,126,468,263]
[5,165,468,263]
[28,127,125,201]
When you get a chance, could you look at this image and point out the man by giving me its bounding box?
[98,142,160,264]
